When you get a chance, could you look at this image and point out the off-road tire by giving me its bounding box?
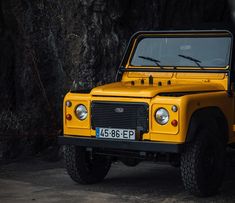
[64,145,111,184]
[181,130,226,197]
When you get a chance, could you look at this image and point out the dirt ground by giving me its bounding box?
[0,158,234,203]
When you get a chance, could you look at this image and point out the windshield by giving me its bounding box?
[130,36,231,68]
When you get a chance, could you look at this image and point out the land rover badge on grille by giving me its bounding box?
[114,107,124,113]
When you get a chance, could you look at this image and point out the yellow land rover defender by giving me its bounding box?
[59,30,235,197]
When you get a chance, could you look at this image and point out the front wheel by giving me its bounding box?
[181,130,226,197]
[64,145,111,184]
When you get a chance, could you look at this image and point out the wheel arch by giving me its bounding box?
[185,107,229,144]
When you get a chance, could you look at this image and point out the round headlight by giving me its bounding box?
[155,108,169,125]
[75,105,88,120]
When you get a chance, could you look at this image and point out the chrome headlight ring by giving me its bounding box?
[155,108,169,125]
[75,104,88,120]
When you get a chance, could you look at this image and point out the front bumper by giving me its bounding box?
[58,135,184,153]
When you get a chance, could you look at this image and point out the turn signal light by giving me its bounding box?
[171,120,178,127]
[65,100,72,107]
[66,114,72,120]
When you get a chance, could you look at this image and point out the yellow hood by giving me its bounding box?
[91,81,225,98]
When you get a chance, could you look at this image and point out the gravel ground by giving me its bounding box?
[0,158,234,203]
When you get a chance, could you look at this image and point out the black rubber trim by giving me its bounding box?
[58,136,184,153]
[70,89,92,93]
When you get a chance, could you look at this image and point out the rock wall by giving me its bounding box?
[0,0,232,160]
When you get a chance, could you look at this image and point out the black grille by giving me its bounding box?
[91,101,149,133]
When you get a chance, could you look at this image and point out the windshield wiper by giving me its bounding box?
[178,54,203,68]
[138,55,162,68]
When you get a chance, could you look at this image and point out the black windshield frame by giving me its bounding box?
[116,30,234,95]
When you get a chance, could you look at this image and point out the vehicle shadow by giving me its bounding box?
[0,158,235,202]
[91,162,235,201]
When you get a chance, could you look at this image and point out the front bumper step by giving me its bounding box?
[58,136,184,153]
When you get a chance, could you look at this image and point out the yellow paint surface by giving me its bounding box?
[63,31,235,145]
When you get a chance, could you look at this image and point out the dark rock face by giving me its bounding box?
[0,0,232,160]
